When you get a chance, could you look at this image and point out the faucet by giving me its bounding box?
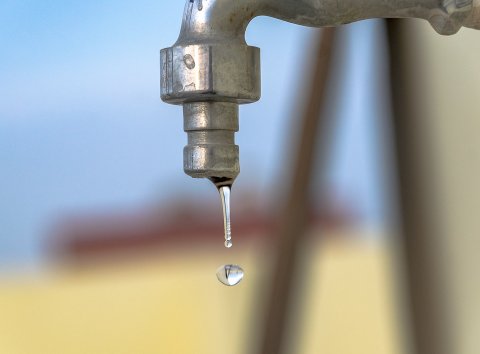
[161,0,479,186]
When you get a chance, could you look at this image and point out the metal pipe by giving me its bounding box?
[161,0,479,182]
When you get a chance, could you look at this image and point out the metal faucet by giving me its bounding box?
[161,0,479,184]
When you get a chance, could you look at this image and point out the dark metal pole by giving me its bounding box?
[387,19,454,354]
[258,28,336,354]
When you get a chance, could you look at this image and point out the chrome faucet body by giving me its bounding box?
[161,0,479,181]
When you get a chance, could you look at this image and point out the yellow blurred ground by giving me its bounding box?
[0,232,404,354]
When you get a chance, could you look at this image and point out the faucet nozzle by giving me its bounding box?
[160,41,260,180]
[183,102,239,179]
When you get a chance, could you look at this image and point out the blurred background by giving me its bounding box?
[0,1,479,354]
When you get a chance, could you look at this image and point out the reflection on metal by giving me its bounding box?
[160,0,479,183]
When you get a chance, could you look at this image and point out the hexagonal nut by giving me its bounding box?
[161,43,260,104]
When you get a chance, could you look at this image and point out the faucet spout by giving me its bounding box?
[177,0,477,42]
[161,0,478,182]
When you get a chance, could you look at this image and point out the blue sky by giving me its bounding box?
[0,1,390,268]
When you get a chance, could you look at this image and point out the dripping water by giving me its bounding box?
[210,177,233,248]
[210,177,244,286]
[219,186,232,248]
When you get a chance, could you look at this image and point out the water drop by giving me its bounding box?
[216,264,244,286]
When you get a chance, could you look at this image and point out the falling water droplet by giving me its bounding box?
[216,264,244,286]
